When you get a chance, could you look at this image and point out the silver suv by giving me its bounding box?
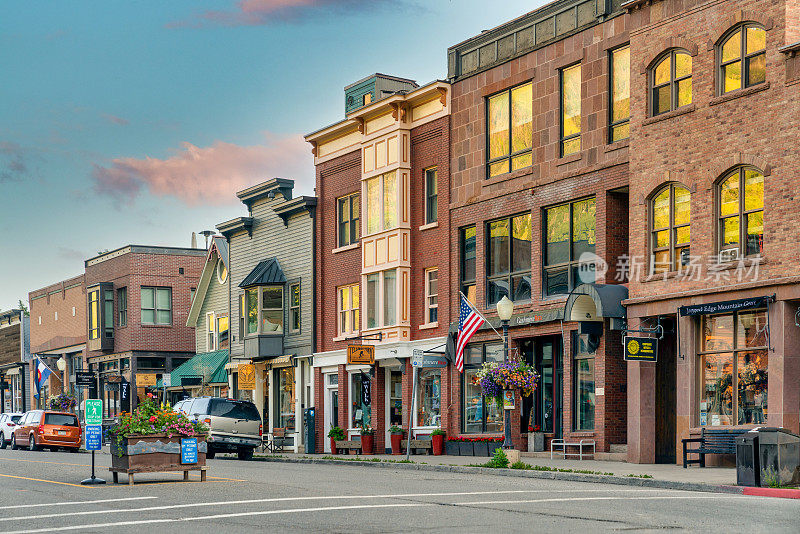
[174,397,261,460]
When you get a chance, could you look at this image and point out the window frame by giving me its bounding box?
[650,183,691,274]
[117,287,127,327]
[716,166,764,260]
[289,282,301,334]
[337,192,360,247]
[239,293,246,342]
[609,45,630,142]
[364,171,398,236]
[424,167,438,224]
[259,286,284,336]
[364,269,398,330]
[460,225,476,304]
[337,283,360,337]
[88,289,99,340]
[718,24,767,95]
[424,268,438,325]
[462,342,505,434]
[140,286,172,326]
[559,63,582,157]
[216,259,228,284]
[485,212,532,306]
[206,312,217,351]
[542,197,597,297]
[485,81,533,178]
[572,331,595,431]
[650,49,692,116]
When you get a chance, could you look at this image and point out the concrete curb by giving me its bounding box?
[245,455,744,496]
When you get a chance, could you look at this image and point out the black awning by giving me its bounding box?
[239,258,286,288]
[678,295,774,317]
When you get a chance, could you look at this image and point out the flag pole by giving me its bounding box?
[459,292,505,342]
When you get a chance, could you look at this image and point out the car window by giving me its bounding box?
[19,413,29,425]
[173,400,185,412]
[31,412,42,424]
[10,415,21,424]
[208,399,260,420]
[0,415,5,423]
[44,413,79,426]
[191,398,210,415]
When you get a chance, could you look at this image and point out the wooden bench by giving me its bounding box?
[109,465,207,485]
[401,439,432,455]
[550,438,595,460]
[682,428,749,467]
[334,440,362,454]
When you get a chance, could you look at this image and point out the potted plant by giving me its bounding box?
[445,438,460,456]
[488,438,503,457]
[48,392,77,412]
[473,437,489,457]
[388,425,403,455]
[328,426,345,455]
[359,425,375,455]
[431,428,446,455]
[527,424,545,452]
[458,437,474,456]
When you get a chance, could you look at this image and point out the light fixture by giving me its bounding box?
[56,356,67,372]
[496,296,514,321]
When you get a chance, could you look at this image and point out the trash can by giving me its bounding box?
[757,427,800,487]
[736,431,759,487]
[304,408,315,454]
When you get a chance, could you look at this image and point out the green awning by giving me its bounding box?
[157,349,229,388]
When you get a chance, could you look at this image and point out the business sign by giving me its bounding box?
[106,374,123,384]
[136,373,157,387]
[503,390,515,410]
[85,399,103,425]
[75,371,95,388]
[679,295,772,317]
[347,345,375,365]
[163,374,171,388]
[181,438,198,464]
[624,336,658,362]
[85,425,102,451]
[411,350,447,368]
[238,364,256,390]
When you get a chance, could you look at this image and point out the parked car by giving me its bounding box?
[10,410,81,452]
[0,413,23,449]
[174,397,261,460]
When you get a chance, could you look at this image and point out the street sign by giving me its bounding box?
[411,350,447,368]
[181,438,198,464]
[624,336,658,362]
[238,364,256,390]
[85,399,102,425]
[85,425,102,451]
[136,373,157,387]
[75,371,95,388]
[163,374,172,387]
[347,345,375,365]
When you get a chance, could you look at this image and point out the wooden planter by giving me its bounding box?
[109,433,207,485]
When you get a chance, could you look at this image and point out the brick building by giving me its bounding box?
[445,0,631,454]
[306,74,452,453]
[623,0,800,463]
[83,245,205,417]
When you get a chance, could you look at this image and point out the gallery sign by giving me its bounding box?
[624,336,658,362]
[347,345,375,365]
[238,364,256,390]
[678,295,772,317]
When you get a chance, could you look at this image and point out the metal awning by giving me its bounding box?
[563,283,628,322]
[239,258,286,288]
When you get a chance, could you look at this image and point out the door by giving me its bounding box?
[655,317,677,463]
[323,373,338,453]
[536,337,563,440]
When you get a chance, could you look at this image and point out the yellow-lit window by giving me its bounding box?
[718,167,764,259]
[364,171,398,235]
[88,290,99,340]
[487,82,533,178]
[651,50,692,116]
[338,284,359,336]
[560,64,581,156]
[610,46,630,141]
[719,25,766,94]
[651,184,691,274]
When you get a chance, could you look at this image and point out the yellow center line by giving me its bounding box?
[207,476,249,482]
[0,473,89,488]
[0,457,91,467]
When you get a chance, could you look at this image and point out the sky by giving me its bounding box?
[0,0,546,310]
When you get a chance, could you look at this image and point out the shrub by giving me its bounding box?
[485,448,509,468]
[327,426,346,440]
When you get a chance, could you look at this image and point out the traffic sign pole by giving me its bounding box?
[406,365,418,462]
[81,399,105,485]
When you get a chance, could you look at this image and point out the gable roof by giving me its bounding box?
[159,349,228,388]
[239,258,285,288]
[186,237,228,327]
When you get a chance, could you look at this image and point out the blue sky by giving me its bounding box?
[0,0,544,310]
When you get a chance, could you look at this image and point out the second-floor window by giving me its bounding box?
[289,283,301,333]
[337,193,360,247]
[207,312,217,350]
[141,287,171,325]
[719,24,766,94]
[718,167,764,260]
[487,213,531,306]
[425,268,438,324]
[365,171,397,235]
[243,286,284,335]
[88,289,99,340]
[544,198,596,296]
[610,46,630,142]
[487,81,533,178]
[338,284,359,336]
[651,184,691,274]
[117,287,127,327]
[651,50,692,116]
[425,167,438,224]
[560,64,581,156]
[460,225,476,304]
[365,269,397,329]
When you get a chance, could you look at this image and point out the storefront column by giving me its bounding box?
[337,364,348,435]
[627,317,655,464]
[371,364,385,452]
[313,366,324,453]
[772,301,800,433]
[675,314,697,463]
[254,364,266,426]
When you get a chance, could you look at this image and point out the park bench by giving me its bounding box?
[550,438,595,460]
[401,439,432,455]
[334,440,362,454]
[682,427,750,467]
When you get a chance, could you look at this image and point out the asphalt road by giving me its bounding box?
[0,448,797,533]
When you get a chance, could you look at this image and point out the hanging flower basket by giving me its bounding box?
[474,360,539,408]
[48,393,77,412]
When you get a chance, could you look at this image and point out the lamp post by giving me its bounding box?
[496,295,514,450]
[56,356,67,393]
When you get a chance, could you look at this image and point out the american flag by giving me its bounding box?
[455,294,484,373]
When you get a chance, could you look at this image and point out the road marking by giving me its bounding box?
[0,457,91,467]
[456,494,741,506]
[6,503,432,533]
[0,488,691,522]
[0,497,157,510]
[207,476,249,482]
[0,474,87,489]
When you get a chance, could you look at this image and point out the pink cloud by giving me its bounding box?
[102,114,129,126]
[167,0,396,28]
[91,132,313,206]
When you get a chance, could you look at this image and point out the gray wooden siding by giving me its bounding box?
[193,257,230,354]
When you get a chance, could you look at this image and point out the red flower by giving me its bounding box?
[149,416,157,423]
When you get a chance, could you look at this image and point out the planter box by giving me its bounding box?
[473,442,489,456]
[489,442,503,457]
[528,432,545,452]
[458,441,474,456]
[110,433,207,475]
[445,440,460,456]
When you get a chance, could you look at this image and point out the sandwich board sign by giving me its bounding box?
[85,399,102,426]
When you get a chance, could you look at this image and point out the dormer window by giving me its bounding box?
[363,93,372,105]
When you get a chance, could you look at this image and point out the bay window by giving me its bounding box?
[463,343,503,433]
[242,286,283,336]
[365,269,397,329]
[88,289,99,340]
[365,171,398,235]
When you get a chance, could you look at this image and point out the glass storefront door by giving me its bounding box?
[274,367,295,433]
[530,337,562,439]
[351,372,371,430]
[389,370,402,426]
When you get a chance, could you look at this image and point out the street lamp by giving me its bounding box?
[56,356,67,387]
[496,296,514,449]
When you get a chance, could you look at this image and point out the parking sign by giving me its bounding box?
[85,425,102,451]
[85,399,102,425]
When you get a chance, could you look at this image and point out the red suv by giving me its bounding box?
[11,410,81,452]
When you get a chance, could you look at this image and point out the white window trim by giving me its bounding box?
[217,259,228,284]
[422,267,438,328]
[244,286,285,337]
[424,166,438,225]
[206,312,217,351]
[336,283,360,338]
[337,192,360,248]
[363,269,398,331]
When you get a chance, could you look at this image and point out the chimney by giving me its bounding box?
[191,232,198,249]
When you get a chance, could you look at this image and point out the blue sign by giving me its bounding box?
[85,425,102,451]
[181,438,198,464]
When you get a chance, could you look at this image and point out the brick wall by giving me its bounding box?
[28,274,86,354]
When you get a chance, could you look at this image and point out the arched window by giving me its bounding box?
[650,50,692,116]
[651,184,691,273]
[718,167,764,260]
[719,24,766,94]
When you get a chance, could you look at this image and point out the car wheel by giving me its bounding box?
[10,434,18,450]
[0,433,6,449]
[237,447,254,461]
[206,450,216,459]
[28,434,38,451]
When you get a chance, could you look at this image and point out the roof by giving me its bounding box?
[158,349,228,388]
[239,258,286,288]
[186,237,230,327]
[85,244,205,267]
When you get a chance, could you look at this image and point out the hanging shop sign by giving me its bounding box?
[136,373,157,387]
[238,364,256,390]
[678,295,772,316]
[624,336,658,362]
[75,371,96,388]
[347,345,375,365]
[411,349,447,368]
